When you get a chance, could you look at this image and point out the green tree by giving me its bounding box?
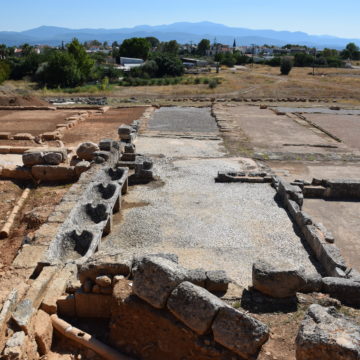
[37,51,81,88]
[160,40,179,55]
[119,38,151,60]
[280,57,293,75]
[67,38,94,82]
[197,39,210,56]
[341,42,360,60]
[149,53,184,77]
[294,53,314,67]
[145,37,160,49]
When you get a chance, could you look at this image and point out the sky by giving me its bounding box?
[1,0,359,38]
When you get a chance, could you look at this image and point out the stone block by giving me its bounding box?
[212,306,269,359]
[167,282,224,335]
[76,142,99,161]
[77,254,132,283]
[74,160,91,177]
[34,309,53,355]
[41,264,76,314]
[252,260,307,298]
[41,131,62,140]
[205,270,231,293]
[0,132,11,139]
[13,133,34,140]
[43,152,63,165]
[22,151,44,166]
[322,277,360,307]
[12,245,46,270]
[303,185,326,198]
[132,256,187,309]
[1,165,33,180]
[31,165,76,182]
[296,304,360,360]
[186,268,207,287]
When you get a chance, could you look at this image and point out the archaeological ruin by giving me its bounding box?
[0,96,359,360]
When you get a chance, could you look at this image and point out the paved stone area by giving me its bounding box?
[148,107,218,133]
[103,107,320,286]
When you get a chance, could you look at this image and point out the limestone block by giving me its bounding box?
[167,282,224,335]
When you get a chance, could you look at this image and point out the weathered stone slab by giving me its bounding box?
[212,306,269,359]
[296,304,360,360]
[34,309,53,355]
[76,142,99,161]
[41,264,76,314]
[31,165,76,182]
[252,260,307,298]
[132,256,187,309]
[322,277,360,307]
[205,270,231,293]
[167,282,224,335]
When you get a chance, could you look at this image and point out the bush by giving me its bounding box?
[0,61,10,84]
[265,57,281,67]
[208,79,218,89]
[280,57,293,75]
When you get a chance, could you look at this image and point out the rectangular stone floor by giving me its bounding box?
[103,136,320,286]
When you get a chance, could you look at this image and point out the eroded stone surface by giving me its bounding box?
[212,306,269,359]
[167,281,224,335]
[296,304,360,360]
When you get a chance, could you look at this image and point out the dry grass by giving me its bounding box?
[4,65,360,104]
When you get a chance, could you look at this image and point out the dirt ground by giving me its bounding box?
[0,94,49,107]
[61,107,147,147]
[305,113,360,150]
[0,181,69,267]
[303,198,360,271]
[224,105,341,153]
[0,109,80,136]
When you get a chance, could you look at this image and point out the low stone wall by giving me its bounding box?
[215,171,272,183]
[69,254,267,360]
[303,179,360,200]
[269,176,360,307]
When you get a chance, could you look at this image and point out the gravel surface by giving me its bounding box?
[149,107,218,133]
[104,140,319,286]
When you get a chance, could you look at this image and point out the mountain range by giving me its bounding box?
[1,22,359,49]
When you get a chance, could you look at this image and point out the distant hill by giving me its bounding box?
[1,22,359,49]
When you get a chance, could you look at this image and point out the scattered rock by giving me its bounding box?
[95,275,112,287]
[296,304,360,360]
[42,152,63,165]
[76,142,99,161]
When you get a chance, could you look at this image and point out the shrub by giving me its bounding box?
[0,61,10,84]
[209,79,218,89]
[280,57,293,75]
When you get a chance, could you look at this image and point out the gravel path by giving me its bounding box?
[149,107,218,133]
[104,143,319,286]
